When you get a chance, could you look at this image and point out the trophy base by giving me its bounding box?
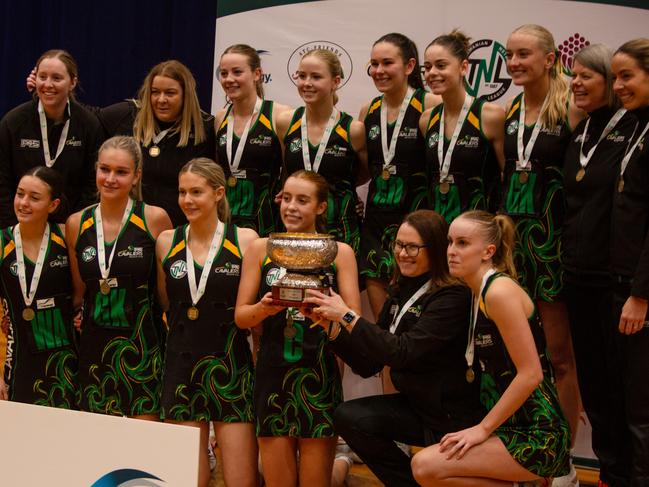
[270,284,330,308]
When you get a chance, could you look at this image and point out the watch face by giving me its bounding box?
[342,311,356,324]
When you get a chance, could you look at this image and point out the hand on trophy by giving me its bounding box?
[259,291,287,318]
[304,288,348,325]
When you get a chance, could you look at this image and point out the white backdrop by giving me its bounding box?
[212,0,649,115]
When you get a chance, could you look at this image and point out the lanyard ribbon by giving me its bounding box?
[226,97,263,174]
[185,220,225,306]
[14,223,50,308]
[437,95,474,182]
[38,100,70,167]
[301,108,338,173]
[389,279,432,334]
[95,199,134,281]
[380,87,415,170]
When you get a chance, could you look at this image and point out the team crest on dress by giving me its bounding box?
[219,134,227,146]
[266,266,286,286]
[368,125,380,140]
[427,132,439,148]
[9,261,18,276]
[289,138,302,153]
[81,246,97,262]
[169,260,188,279]
[506,120,519,135]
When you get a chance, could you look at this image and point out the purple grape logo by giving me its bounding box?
[558,34,590,76]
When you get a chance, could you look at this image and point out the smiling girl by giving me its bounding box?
[0,49,103,228]
[235,170,360,487]
[66,135,171,418]
[0,167,78,407]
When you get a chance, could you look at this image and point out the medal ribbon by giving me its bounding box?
[301,108,338,173]
[465,268,497,371]
[437,95,474,183]
[37,100,70,168]
[579,108,626,170]
[620,121,649,180]
[380,87,415,171]
[226,97,262,175]
[14,223,51,309]
[95,198,134,281]
[185,220,225,306]
[389,279,432,334]
[516,94,550,171]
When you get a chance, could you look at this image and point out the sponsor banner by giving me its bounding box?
[0,401,199,486]
[212,0,649,114]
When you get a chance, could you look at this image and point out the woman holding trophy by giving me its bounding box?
[235,170,361,487]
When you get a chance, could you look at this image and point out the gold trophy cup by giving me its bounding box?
[267,233,338,307]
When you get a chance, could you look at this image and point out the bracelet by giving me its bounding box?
[328,321,342,340]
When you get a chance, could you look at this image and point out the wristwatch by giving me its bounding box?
[340,310,357,328]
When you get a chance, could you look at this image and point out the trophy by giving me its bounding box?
[267,233,338,307]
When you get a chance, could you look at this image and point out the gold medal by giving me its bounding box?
[466,367,475,383]
[439,181,450,195]
[149,145,160,157]
[618,178,625,193]
[518,171,529,184]
[575,168,586,182]
[187,306,199,321]
[381,168,391,180]
[99,280,111,295]
[227,175,237,187]
[22,307,35,321]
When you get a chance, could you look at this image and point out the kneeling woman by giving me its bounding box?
[235,170,361,487]
[304,209,481,487]
[0,167,77,407]
[412,210,569,484]
[66,136,172,417]
[156,158,258,487]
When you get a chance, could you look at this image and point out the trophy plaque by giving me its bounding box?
[267,233,338,307]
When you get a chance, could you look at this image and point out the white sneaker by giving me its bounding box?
[552,462,579,487]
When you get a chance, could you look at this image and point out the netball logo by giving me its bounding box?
[506,120,519,135]
[9,261,17,276]
[169,260,187,279]
[81,246,97,263]
[427,132,439,148]
[466,39,511,101]
[558,34,590,76]
[287,41,353,88]
[289,138,302,153]
[368,125,380,141]
[266,267,286,286]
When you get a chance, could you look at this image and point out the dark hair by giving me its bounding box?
[457,210,517,278]
[427,29,471,61]
[391,209,455,287]
[615,38,649,74]
[374,33,424,90]
[284,170,329,233]
[35,49,79,99]
[222,44,264,98]
[22,166,68,221]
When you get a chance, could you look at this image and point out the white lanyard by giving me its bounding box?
[620,121,649,179]
[226,97,262,174]
[14,223,50,308]
[152,128,171,145]
[579,108,626,169]
[37,100,70,168]
[465,268,496,371]
[380,87,415,169]
[437,95,474,182]
[95,199,134,281]
[185,220,224,306]
[516,94,550,171]
[301,108,338,173]
[389,279,432,334]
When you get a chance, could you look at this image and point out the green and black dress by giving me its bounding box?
[254,256,341,437]
[359,89,428,280]
[75,201,163,416]
[475,272,570,477]
[283,108,361,252]
[160,223,253,422]
[502,94,571,301]
[425,98,500,223]
[0,223,77,407]
[216,100,282,236]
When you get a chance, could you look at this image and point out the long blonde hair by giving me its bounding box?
[512,24,569,130]
[133,60,206,148]
[300,49,344,105]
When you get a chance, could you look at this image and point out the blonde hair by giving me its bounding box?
[97,136,143,200]
[133,60,206,148]
[512,24,569,130]
[179,158,230,222]
[301,49,344,105]
[221,44,264,98]
[459,210,517,279]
